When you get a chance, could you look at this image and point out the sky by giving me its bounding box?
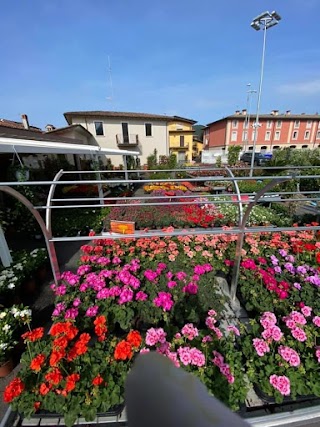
[1,0,320,129]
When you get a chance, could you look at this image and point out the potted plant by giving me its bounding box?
[241,309,320,403]
[0,305,32,377]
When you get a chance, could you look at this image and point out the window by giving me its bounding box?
[292,131,298,140]
[290,145,296,149]
[94,121,104,136]
[265,131,271,141]
[302,145,308,149]
[145,123,152,137]
[242,131,248,141]
[273,146,280,150]
[180,135,185,147]
[261,146,267,151]
[176,123,184,130]
[252,130,258,141]
[304,131,310,140]
[231,131,237,142]
[294,120,300,128]
[248,146,253,151]
[274,131,281,140]
[266,120,272,129]
[243,121,249,129]
[232,120,238,129]
[317,131,320,139]
[306,120,312,129]
[276,120,282,129]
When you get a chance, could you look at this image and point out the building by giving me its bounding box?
[64,111,197,166]
[64,111,170,166]
[203,110,320,158]
[168,117,197,163]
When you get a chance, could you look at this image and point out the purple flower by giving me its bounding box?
[279,249,287,257]
[293,282,301,290]
[270,255,279,266]
[183,282,198,295]
[274,266,282,274]
[52,302,66,317]
[72,298,81,307]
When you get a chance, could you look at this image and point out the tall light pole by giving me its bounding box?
[249,11,281,177]
[243,83,257,152]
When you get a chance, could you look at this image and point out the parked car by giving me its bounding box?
[240,152,267,166]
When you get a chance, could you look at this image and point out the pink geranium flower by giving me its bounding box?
[253,338,270,356]
[269,374,291,396]
[181,323,199,341]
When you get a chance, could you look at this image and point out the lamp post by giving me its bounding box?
[249,11,281,178]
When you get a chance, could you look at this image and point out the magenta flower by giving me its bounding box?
[177,346,192,366]
[167,280,177,289]
[176,271,187,281]
[269,374,291,396]
[118,287,134,304]
[64,308,78,320]
[167,351,180,368]
[135,291,148,301]
[52,302,66,317]
[72,298,81,307]
[85,305,99,317]
[202,335,213,344]
[189,348,205,367]
[227,325,240,336]
[290,311,307,325]
[153,292,174,311]
[182,282,198,294]
[144,269,158,282]
[301,306,312,317]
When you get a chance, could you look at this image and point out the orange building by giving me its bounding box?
[203,110,320,155]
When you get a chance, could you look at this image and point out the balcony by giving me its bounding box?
[116,134,139,147]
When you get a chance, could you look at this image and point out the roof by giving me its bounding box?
[206,113,320,127]
[0,118,41,132]
[0,126,84,145]
[64,111,196,125]
[46,124,93,137]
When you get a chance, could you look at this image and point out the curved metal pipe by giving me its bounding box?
[224,166,244,224]
[45,169,64,234]
[0,186,60,285]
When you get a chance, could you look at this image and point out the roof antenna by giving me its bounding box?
[107,55,115,110]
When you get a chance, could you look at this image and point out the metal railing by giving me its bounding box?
[116,134,139,146]
[1,165,320,303]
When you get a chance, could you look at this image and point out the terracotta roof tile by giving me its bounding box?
[0,119,41,132]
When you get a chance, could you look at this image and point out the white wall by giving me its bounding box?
[68,116,169,166]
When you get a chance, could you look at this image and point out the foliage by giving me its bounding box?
[52,208,110,237]
[215,156,222,167]
[227,146,241,166]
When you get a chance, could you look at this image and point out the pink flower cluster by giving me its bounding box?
[278,345,301,367]
[316,347,320,363]
[259,312,283,343]
[313,316,320,327]
[145,328,167,346]
[153,292,174,311]
[253,338,270,356]
[269,374,291,396]
[205,310,223,339]
[212,351,235,384]
[177,346,205,367]
[283,310,307,342]
[181,323,199,341]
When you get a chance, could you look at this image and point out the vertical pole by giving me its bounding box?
[0,225,12,267]
[250,19,268,177]
[123,155,129,188]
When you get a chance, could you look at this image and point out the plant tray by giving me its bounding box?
[253,384,320,405]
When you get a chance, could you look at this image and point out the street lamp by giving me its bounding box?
[249,11,281,177]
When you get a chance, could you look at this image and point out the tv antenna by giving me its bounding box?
[107,55,115,108]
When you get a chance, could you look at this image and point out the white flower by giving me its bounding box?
[3,324,11,332]
[7,283,15,289]
[0,312,7,319]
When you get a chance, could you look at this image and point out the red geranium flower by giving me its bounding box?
[94,315,107,341]
[50,322,78,340]
[3,378,25,403]
[49,349,65,367]
[45,368,63,385]
[21,327,44,342]
[30,354,46,372]
[114,340,133,361]
[34,401,41,411]
[39,382,51,396]
[92,374,105,386]
[127,331,142,348]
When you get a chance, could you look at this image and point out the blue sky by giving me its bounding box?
[1,0,319,128]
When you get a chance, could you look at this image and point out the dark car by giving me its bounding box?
[240,152,267,166]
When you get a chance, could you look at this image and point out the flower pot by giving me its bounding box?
[0,359,14,378]
[253,384,319,405]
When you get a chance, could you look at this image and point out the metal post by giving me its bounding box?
[0,225,12,267]
[230,177,291,303]
[224,166,244,224]
[250,19,268,177]
[123,155,129,188]
[46,169,64,233]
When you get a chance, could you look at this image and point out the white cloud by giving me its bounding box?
[278,79,320,95]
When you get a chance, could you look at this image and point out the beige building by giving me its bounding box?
[64,111,174,166]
